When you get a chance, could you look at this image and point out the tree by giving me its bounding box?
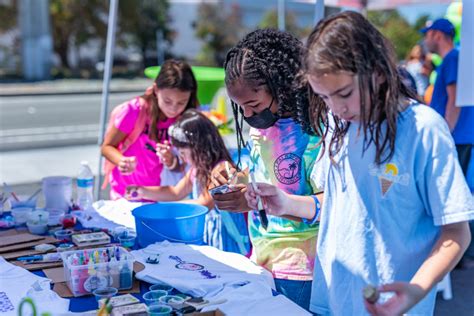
[118,0,173,68]
[49,0,107,69]
[194,3,244,67]
[0,0,20,76]
[258,9,311,39]
[367,10,423,61]
[0,0,17,32]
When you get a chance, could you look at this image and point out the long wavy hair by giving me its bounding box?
[169,109,234,192]
[304,11,418,164]
[142,59,199,142]
[224,28,313,166]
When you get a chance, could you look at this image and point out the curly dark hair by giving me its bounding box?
[169,109,234,192]
[224,29,313,166]
[304,12,418,164]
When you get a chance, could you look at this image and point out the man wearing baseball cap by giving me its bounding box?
[422,18,473,175]
[422,18,474,268]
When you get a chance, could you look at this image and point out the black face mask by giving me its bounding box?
[242,98,279,129]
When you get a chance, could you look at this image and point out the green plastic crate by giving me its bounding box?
[144,66,225,105]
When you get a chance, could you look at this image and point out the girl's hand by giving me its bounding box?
[118,156,137,175]
[245,182,290,217]
[125,185,145,201]
[210,162,245,186]
[364,282,425,316]
[156,140,176,168]
[210,183,250,212]
[209,162,250,212]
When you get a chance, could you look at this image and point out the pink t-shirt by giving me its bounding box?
[109,98,176,199]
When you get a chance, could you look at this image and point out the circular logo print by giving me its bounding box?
[175,262,204,271]
[274,153,301,184]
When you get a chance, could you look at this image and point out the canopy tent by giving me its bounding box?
[95,0,118,199]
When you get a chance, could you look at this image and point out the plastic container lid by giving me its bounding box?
[42,176,72,185]
[28,210,49,224]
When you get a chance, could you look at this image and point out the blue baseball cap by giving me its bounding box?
[420,18,455,37]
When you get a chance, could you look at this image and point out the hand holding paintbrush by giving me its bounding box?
[248,172,269,230]
[224,161,238,186]
[245,181,293,220]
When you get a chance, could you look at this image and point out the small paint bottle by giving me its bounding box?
[119,256,132,289]
[109,256,120,288]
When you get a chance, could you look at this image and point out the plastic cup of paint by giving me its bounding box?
[149,282,174,294]
[54,229,73,242]
[118,234,136,248]
[47,208,66,226]
[143,290,168,306]
[148,303,173,316]
[92,287,118,302]
[158,295,185,307]
[56,243,74,252]
[11,207,34,225]
[60,214,76,228]
[112,226,128,241]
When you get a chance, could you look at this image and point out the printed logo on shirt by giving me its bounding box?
[169,255,219,279]
[0,292,14,312]
[274,153,302,184]
[369,162,409,197]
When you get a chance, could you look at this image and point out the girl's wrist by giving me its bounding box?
[281,192,299,217]
[301,195,320,225]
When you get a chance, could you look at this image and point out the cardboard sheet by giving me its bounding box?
[0,229,20,237]
[0,236,58,253]
[43,267,66,283]
[0,233,44,247]
[12,259,63,271]
[2,248,51,260]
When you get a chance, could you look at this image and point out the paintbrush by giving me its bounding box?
[25,188,42,202]
[225,161,237,185]
[3,182,19,201]
[249,171,269,230]
[145,142,157,153]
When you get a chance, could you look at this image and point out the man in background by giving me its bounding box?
[422,18,474,268]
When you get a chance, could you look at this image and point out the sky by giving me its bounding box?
[398,3,450,24]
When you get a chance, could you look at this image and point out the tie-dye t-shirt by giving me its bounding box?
[248,118,320,280]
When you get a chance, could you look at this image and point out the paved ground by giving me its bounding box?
[0,78,151,96]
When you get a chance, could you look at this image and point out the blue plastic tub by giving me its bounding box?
[132,202,208,247]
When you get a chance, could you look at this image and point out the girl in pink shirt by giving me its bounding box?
[101,60,198,199]
[125,109,235,209]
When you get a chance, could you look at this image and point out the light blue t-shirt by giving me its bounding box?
[310,103,474,315]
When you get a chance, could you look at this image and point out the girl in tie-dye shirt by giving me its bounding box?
[211,29,320,311]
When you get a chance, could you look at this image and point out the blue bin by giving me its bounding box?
[132,202,208,247]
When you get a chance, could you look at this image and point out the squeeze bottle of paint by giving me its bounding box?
[109,256,120,288]
[119,257,132,289]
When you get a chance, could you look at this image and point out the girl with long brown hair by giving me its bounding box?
[245,12,473,315]
[101,59,198,200]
